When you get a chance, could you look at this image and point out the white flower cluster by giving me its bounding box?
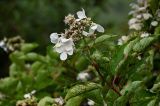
[54,96,64,105]
[76,71,91,82]
[50,9,104,60]
[24,90,36,99]
[128,0,158,31]
[50,33,74,60]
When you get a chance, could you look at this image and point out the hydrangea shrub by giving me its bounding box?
[0,0,160,106]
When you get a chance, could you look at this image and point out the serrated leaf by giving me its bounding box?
[95,34,118,44]
[65,82,100,101]
[121,81,142,95]
[133,37,154,52]
[123,38,139,55]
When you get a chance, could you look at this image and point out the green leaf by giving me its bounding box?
[147,99,156,106]
[133,37,154,52]
[19,52,46,62]
[123,38,139,55]
[21,43,38,53]
[150,82,160,93]
[149,0,159,14]
[0,77,18,94]
[38,96,54,106]
[121,81,142,95]
[95,34,118,44]
[85,89,104,105]
[65,82,100,101]
[65,96,83,106]
[109,45,126,75]
[113,81,142,106]
[105,89,119,106]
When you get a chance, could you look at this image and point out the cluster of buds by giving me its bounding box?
[50,9,104,60]
[128,0,159,31]
[0,36,24,53]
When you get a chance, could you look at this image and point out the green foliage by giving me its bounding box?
[0,0,160,106]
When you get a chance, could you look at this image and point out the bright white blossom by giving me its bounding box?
[24,90,36,99]
[151,21,158,26]
[142,13,152,20]
[83,23,104,36]
[140,32,150,38]
[77,72,90,82]
[50,33,59,44]
[87,99,95,106]
[76,8,87,21]
[0,41,7,52]
[54,37,74,60]
[54,97,64,105]
[137,55,142,60]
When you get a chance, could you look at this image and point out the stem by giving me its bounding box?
[82,37,121,96]
[92,60,121,96]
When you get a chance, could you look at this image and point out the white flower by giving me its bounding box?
[54,37,74,60]
[142,13,152,20]
[140,32,150,38]
[76,8,87,21]
[24,90,36,99]
[50,33,59,44]
[137,55,142,60]
[54,97,64,105]
[77,72,90,82]
[151,21,158,26]
[83,23,104,36]
[87,99,95,106]
[128,18,138,25]
[0,41,7,52]
[136,14,142,19]
[129,23,142,30]
[24,93,31,99]
[118,36,128,45]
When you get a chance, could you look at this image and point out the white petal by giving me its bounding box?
[77,8,86,20]
[97,24,104,33]
[151,21,158,26]
[67,49,73,55]
[60,52,67,60]
[55,46,63,53]
[24,93,31,99]
[82,31,89,36]
[50,33,59,44]
[143,13,152,20]
[90,24,98,30]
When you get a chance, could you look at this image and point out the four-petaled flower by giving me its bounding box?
[83,23,104,36]
[76,8,87,21]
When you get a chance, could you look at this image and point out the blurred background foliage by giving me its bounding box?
[0,0,130,78]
